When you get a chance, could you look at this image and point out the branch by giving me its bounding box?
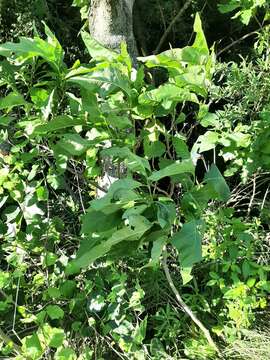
[162,247,219,353]
[154,0,193,54]
[216,31,258,57]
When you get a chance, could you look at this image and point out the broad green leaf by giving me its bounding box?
[101,147,150,175]
[56,133,91,156]
[40,324,65,348]
[144,140,166,159]
[139,84,199,105]
[66,215,152,274]
[204,164,230,201]
[171,220,202,268]
[218,3,240,14]
[81,30,117,61]
[193,13,209,54]
[0,92,27,110]
[181,184,213,219]
[55,348,77,360]
[90,178,142,211]
[172,137,190,159]
[33,115,85,134]
[147,236,167,267]
[21,333,44,360]
[46,305,64,320]
[181,267,193,285]
[68,66,131,96]
[149,159,194,181]
[0,33,64,71]
[82,205,123,234]
[195,131,220,153]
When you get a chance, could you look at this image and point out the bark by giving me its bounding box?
[88,0,138,197]
[89,0,138,61]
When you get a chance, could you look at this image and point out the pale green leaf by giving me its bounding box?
[149,159,194,181]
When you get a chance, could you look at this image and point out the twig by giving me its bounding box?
[0,327,21,355]
[162,247,219,353]
[217,31,258,57]
[247,175,256,216]
[154,0,193,54]
[261,185,269,211]
[66,165,108,194]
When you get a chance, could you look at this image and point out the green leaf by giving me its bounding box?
[218,3,240,14]
[195,131,219,153]
[66,215,152,274]
[21,333,44,360]
[171,220,202,268]
[40,324,65,348]
[56,133,91,156]
[60,280,77,298]
[55,348,77,360]
[0,92,27,110]
[0,31,64,71]
[139,84,199,106]
[81,205,122,234]
[144,140,166,159]
[147,236,167,267]
[33,115,85,134]
[81,30,117,61]
[172,137,190,159]
[101,147,150,175]
[204,164,230,201]
[46,305,64,320]
[149,159,194,181]
[193,13,209,54]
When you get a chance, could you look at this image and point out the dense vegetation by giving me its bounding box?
[0,1,270,359]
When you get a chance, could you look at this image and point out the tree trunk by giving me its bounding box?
[89,0,138,61]
[88,0,138,197]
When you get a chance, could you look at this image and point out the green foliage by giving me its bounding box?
[218,0,269,25]
[0,7,270,360]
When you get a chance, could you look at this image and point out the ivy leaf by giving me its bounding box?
[149,159,194,181]
[171,220,202,269]
[204,164,230,201]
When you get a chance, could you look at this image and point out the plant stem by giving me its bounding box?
[0,327,21,355]
[162,247,219,353]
